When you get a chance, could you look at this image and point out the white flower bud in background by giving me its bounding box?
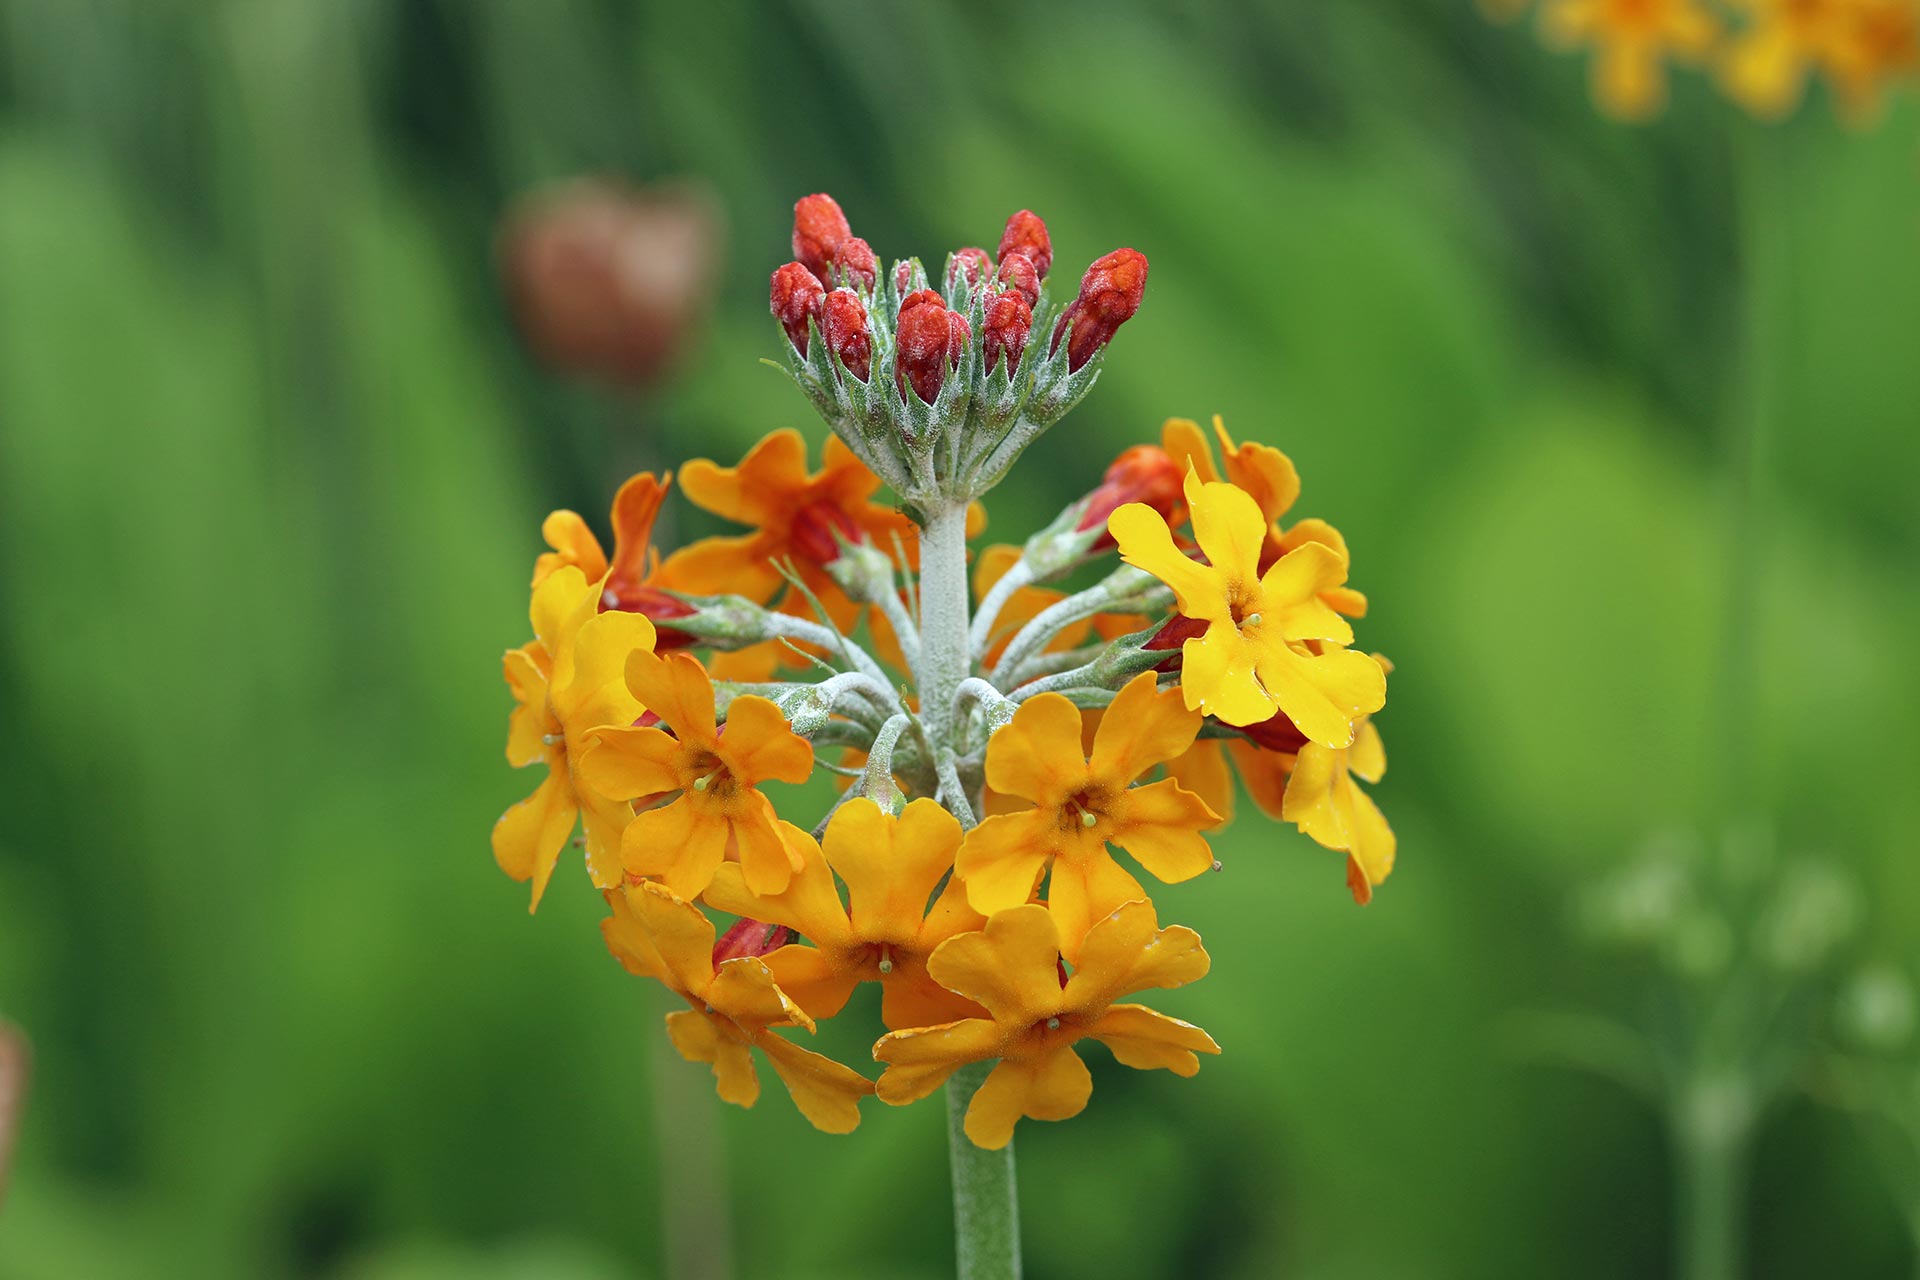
[1758,860,1861,974]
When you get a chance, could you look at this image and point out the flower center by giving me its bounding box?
[686,751,738,800]
[1059,785,1113,835]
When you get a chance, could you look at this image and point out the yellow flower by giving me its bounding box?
[1541,0,1720,121]
[872,900,1218,1150]
[1282,692,1396,905]
[494,566,657,911]
[603,879,872,1133]
[705,799,990,1031]
[1109,466,1386,743]
[578,650,813,898]
[956,672,1219,958]
[1161,416,1366,619]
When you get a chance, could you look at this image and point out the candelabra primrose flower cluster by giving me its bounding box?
[492,195,1394,1147]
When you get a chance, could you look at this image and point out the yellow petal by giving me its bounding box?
[492,766,579,913]
[1253,643,1385,749]
[924,905,1065,1025]
[718,695,815,785]
[755,1030,873,1134]
[1180,623,1272,727]
[534,509,609,588]
[625,880,720,997]
[577,725,680,801]
[1066,899,1210,1010]
[1213,418,1300,524]
[555,608,656,725]
[624,798,730,901]
[624,650,717,747]
[825,798,960,944]
[963,1048,1092,1150]
[732,798,799,897]
[1089,672,1201,786]
[1184,472,1268,583]
[665,1009,760,1108]
[1159,418,1220,485]
[1045,851,1149,966]
[983,693,1090,806]
[1347,781,1397,894]
[710,955,811,1032]
[1167,740,1235,826]
[1112,779,1218,884]
[872,1019,1005,1105]
[765,945,861,1021]
[1088,1003,1220,1076]
[955,813,1054,918]
[1109,502,1225,621]
[503,645,553,767]
[1348,718,1386,783]
[1256,542,1356,645]
[1281,742,1351,852]
[722,817,844,936]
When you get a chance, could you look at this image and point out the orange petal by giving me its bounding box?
[624,649,718,747]
[872,1019,1005,1105]
[534,510,609,588]
[824,798,960,945]
[1065,899,1209,1009]
[983,693,1089,806]
[764,945,861,1021]
[665,1009,760,1108]
[1111,779,1218,884]
[963,1048,1092,1150]
[956,814,1054,918]
[577,725,681,801]
[624,797,729,900]
[624,880,721,995]
[1088,1003,1219,1076]
[755,1030,873,1134]
[924,905,1065,1025]
[680,428,810,528]
[719,695,815,785]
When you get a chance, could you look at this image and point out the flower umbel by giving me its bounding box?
[491,192,1396,1190]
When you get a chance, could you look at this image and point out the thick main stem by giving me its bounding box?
[947,1061,1021,1280]
[1675,1120,1746,1280]
[916,499,974,747]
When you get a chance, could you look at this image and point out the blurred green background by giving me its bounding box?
[3,1,1917,1276]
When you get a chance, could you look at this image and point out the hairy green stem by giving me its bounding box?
[947,1061,1021,1280]
[916,500,974,744]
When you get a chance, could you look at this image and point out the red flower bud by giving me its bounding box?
[1145,613,1207,673]
[994,253,1040,309]
[896,298,953,404]
[982,290,1032,375]
[947,247,993,290]
[791,193,851,281]
[1077,445,1181,540]
[712,918,794,964]
[1050,248,1148,371]
[769,261,825,354]
[998,209,1052,280]
[822,288,872,382]
[892,260,915,295]
[832,236,878,291]
[899,287,944,319]
[946,311,971,370]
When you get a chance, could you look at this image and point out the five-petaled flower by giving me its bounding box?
[957,672,1220,958]
[706,798,991,1030]
[579,649,813,898]
[873,900,1219,1150]
[603,879,873,1133]
[495,565,658,910]
[1109,466,1386,746]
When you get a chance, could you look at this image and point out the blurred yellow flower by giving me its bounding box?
[957,672,1219,957]
[1721,0,1920,118]
[579,649,813,898]
[493,566,657,910]
[1109,466,1385,743]
[604,880,872,1133]
[1540,0,1720,120]
[704,799,990,1031]
[873,901,1218,1150]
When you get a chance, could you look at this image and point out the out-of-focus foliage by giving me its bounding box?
[0,2,1916,1277]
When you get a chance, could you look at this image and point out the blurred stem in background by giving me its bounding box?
[1673,119,1797,1280]
[947,1062,1020,1280]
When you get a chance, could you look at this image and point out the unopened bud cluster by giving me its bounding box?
[767,194,1148,509]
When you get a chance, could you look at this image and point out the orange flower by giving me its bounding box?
[706,799,990,1030]
[578,650,813,898]
[661,429,916,622]
[604,880,872,1133]
[1161,417,1366,618]
[956,672,1219,957]
[1540,0,1720,121]
[873,900,1218,1149]
[494,566,657,910]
